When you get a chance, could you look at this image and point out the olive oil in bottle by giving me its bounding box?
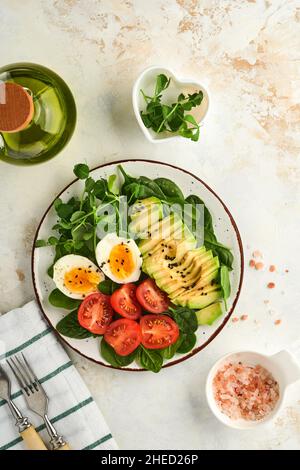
[0,62,76,165]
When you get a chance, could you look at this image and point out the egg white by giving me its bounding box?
[95,234,142,284]
[53,254,104,299]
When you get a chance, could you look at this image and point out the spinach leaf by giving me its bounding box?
[204,230,234,271]
[56,310,93,339]
[160,336,183,360]
[73,163,89,179]
[177,332,197,354]
[168,306,198,333]
[138,345,163,373]
[97,279,120,295]
[185,194,213,232]
[49,289,81,310]
[154,178,184,201]
[100,339,138,367]
[220,265,231,310]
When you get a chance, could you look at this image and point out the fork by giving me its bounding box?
[7,353,70,450]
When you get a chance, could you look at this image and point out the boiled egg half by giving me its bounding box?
[53,254,104,299]
[96,234,142,284]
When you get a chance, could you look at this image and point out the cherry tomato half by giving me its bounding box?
[78,292,113,335]
[140,314,179,349]
[110,283,142,320]
[136,278,170,314]
[104,318,142,356]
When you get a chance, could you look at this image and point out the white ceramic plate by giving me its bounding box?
[32,159,244,371]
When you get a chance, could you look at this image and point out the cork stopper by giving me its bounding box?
[0,82,34,133]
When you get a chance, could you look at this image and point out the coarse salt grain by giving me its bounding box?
[255,262,264,270]
[213,362,279,421]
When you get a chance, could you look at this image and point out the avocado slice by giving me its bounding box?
[196,302,223,325]
[129,205,162,237]
[130,197,163,220]
[173,289,222,309]
[169,268,219,300]
[139,213,182,254]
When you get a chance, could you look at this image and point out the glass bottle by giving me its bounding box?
[0,62,76,165]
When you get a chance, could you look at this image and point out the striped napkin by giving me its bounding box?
[0,301,118,451]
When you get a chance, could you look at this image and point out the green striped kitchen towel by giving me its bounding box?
[0,301,118,451]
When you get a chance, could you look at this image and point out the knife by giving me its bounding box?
[0,363,47,450]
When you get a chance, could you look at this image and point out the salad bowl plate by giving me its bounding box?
[32,159,244,371]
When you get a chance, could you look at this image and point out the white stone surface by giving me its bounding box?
[0,0,299,450]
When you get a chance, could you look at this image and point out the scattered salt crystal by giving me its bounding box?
[255,262,264,270]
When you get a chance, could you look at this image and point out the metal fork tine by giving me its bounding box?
[20,353,39,391]
[7,358,29,391]
[15,355,35,390]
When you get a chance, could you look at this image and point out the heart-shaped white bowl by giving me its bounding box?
[132,65,210,143]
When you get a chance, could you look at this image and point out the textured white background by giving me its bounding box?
[0,0,299,449]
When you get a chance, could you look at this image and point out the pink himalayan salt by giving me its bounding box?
[213,362,279,421]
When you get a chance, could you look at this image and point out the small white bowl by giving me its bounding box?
[132,65,209,143]
[206,349,300,429]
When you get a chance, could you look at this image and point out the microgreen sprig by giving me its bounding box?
[140,74,203,141]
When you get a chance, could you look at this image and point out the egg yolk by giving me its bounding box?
[64,267,101,294]
[109,244,135,280]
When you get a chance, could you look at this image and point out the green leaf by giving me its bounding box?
[48,236,59,246]
[108,174,120,195]
[168,307,198,333]
[70,211,86,223]
[220,265,231,310]
[138,346,163,373]
[154,177,184,201]
[56,203,74,220]
[85,177,95,193]
[204,230,234,270]
[93,179,108,200]
[97,279,120,295]
[184,114,198,127]
[177,332,197,354]
[49,289,81,310]
[160,336,183,360]
[74,163,89,180]
[100,339,138,367]
[35,239,47,248]
[155,74,171,96]
[47,264,54,278]
[185,195,213,232]
[56,310,93,339]
[54,198,62,210]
